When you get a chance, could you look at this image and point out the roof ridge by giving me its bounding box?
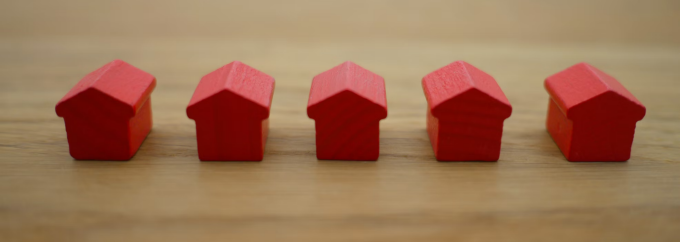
[582,63,611,93]
[90,60,122,89]
[222,61,240,89]
[460,61,507,103]
[459,61,477,90]
[344,61,355,91]
[56,60,155,118]
[342,61,356,91]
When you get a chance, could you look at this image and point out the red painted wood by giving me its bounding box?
[422,61,512,161]
[545,62,646,161]
[307,61,387,160]
[186,61,275,161]
[55,60,156,160]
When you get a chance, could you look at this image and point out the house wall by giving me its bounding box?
[60,91,135,160]
[569,118,638,162]
[314,121,380,161]
[546,98,574,159]
[432,113,505,161]
[547,97,639,161]
[128,98,153,157]
[193,92,266,161]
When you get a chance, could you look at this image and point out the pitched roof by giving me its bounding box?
[545,62,645,119]
[187,61,275,114]
[56,59,156,117]
[307,61,387,112]
[422,61,511,118]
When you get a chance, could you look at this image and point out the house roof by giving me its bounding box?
[307,61,387,116]
[422,61,512,118]
[55,59,156,118]
[187,61,275,117]
[545,62,645,120]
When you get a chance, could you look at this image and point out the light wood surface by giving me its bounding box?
[1,1,680,241]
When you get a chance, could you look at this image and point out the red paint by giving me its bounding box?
[545,62,646,161]
[307,61,387,160]
[55,60,156,160]
[422,61,512,161]
[187,61,275,161]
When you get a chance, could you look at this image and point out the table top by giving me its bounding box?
[1,1,680,241]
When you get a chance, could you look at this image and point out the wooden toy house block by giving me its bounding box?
[186,61,275,161]
[307,61,388,160]
[545,63,646,162]
[422,61,512,161]
[55,60,156,160]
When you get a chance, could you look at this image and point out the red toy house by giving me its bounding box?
[545,62,646,162]
[422,61,512,161]
[55,59,156,160]
[186,61,275,161]
[307,61,388,160]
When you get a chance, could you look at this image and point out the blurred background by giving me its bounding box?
[2,0,680,44]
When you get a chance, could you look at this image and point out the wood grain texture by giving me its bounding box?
[307,61,388,160]
[1,0,680,241]
[187,61,274,161]
[422,61,512,161]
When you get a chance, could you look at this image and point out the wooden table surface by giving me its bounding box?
[1,1,679,241]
